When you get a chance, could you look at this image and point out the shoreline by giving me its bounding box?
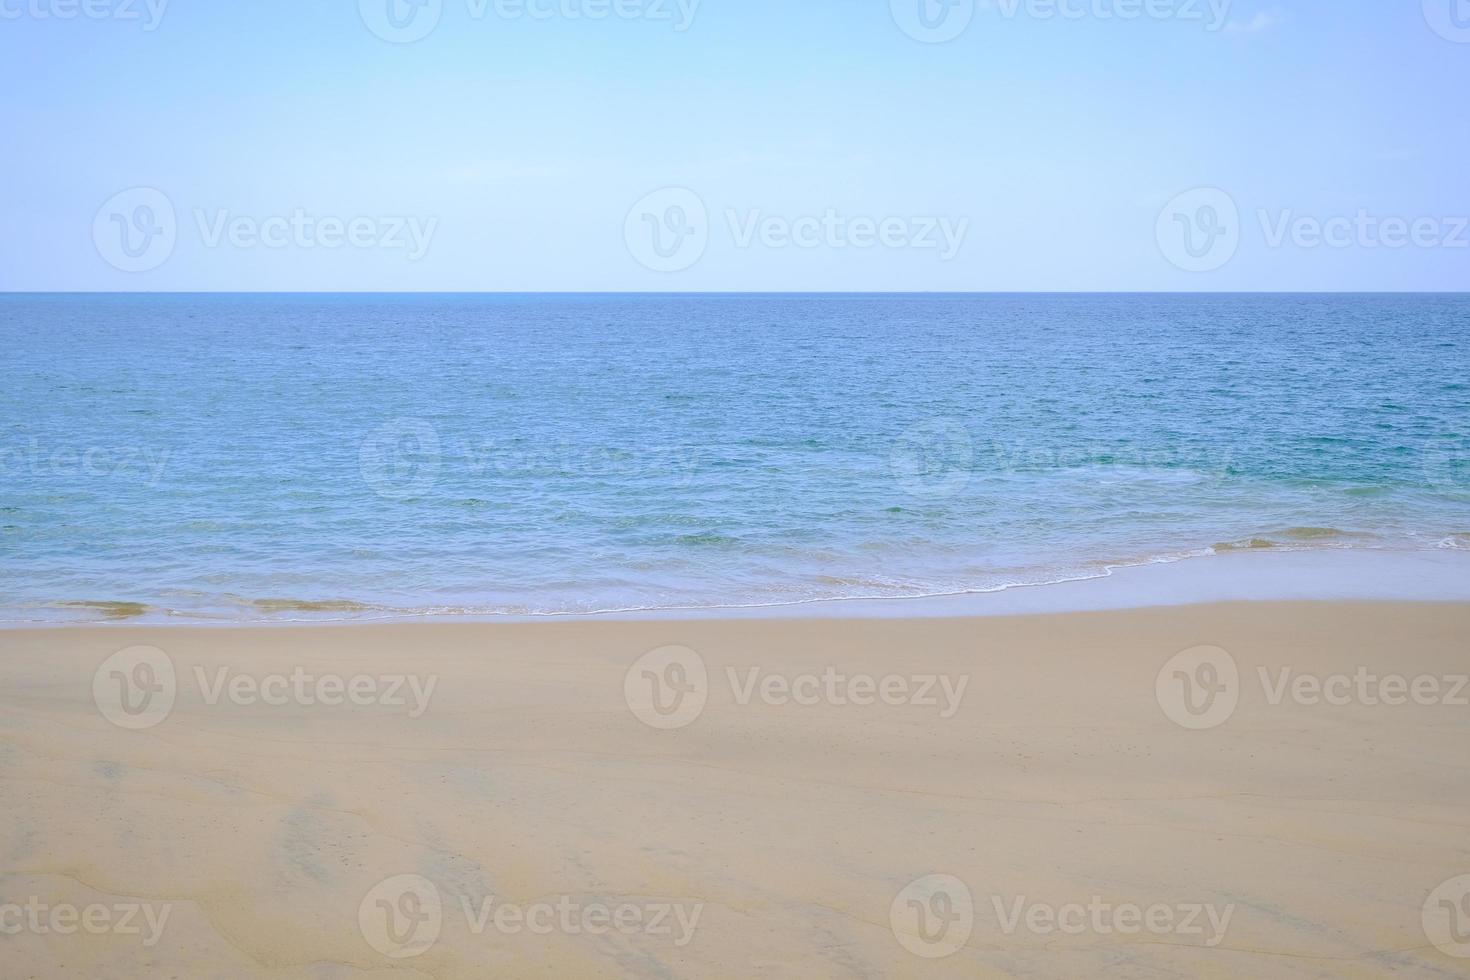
[11,546,1470,629]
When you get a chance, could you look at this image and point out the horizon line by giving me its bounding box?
[4,290,1469,298]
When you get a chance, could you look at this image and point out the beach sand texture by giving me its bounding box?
[2,603,1469,978]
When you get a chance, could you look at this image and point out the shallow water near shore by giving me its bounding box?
[3,292,1468,623]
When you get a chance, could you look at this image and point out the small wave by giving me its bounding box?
[1212,538,1278,552]
[1279,526,1352,541]
[1437,533,1470,550]
[1213,528,1359,552]
[672,533,743,549]
[57,601,151,619]
[251,599,374,614]
[811,573,931,592]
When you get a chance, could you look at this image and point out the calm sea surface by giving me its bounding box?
[2,293,1467,622]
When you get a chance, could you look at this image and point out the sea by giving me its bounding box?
[2,292,1467,623]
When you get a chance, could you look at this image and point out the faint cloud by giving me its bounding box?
[1225,7,1283,33]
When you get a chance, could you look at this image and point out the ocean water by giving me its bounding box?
[1,292,1468,623]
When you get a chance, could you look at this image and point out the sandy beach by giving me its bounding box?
[8,0,1467,973]
[1,601,1468,977]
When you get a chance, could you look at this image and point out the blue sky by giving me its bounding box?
[2,0,1467,290]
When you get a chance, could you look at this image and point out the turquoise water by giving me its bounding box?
[2,293,1467,622]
